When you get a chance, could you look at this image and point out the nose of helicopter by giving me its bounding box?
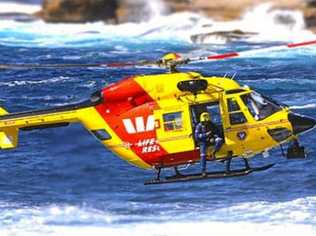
[288,113,316,135]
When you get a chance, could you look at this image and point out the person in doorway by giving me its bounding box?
[194,112,223,176]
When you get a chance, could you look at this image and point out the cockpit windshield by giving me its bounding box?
[241,92,282,120]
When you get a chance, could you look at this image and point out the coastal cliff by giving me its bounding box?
[37,0,316,32]
[38,0,118,23]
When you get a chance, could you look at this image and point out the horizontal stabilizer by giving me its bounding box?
[0,127,18,149]
[0,107,18,149]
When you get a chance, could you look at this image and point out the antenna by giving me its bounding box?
[231,72,237,80]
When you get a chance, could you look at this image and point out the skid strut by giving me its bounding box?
[145,155,274,185]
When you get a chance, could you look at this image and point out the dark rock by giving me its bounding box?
[304,9,316,28]
[273,12,299,30]
[302,3,316,32]
[39,0,118,23]
[191,30,258,44]
[36,0,316,33]
[307,0,316,8]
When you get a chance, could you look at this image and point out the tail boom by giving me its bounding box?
[0,102,90,149]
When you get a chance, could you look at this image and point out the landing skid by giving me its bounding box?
[144,164,274,185]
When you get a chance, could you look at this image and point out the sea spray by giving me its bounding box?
[145,0,167,20]
[0,2,40,14]
[0,2,314,47]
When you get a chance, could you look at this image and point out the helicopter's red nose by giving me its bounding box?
[288,113,316,135]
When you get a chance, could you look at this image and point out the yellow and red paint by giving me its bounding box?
[0,72,295,171]
[90,72,293,169]
[94,74,204,169]
[95,76,168,168]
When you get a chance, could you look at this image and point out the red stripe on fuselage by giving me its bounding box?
[158,150,200,167]
[95,77,168,166]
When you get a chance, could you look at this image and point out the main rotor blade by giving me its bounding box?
[0,63,107,69]
[2,39,315,70]
[187,40,316,63]
[0,60,157,70]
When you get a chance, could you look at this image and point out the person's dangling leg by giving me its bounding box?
[213,137,224,158]
[200,142,207,175]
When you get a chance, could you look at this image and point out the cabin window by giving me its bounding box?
[92,129,111,141]
[163,112,183,131]
[241,92,281,120]
[227,98,247,125]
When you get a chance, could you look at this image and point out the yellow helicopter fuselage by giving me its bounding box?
[0,72,313,171]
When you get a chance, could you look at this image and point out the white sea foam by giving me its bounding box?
[145,0,167,20]
[291,103,316,109]
[0,2,41,14]
[2,222,315,236]
[235,3,314,43]
[0,76,75,87]
[0,196,316,236]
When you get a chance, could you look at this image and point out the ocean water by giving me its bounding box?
[0,2,316,236]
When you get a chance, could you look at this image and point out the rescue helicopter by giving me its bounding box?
[0,40,315,185]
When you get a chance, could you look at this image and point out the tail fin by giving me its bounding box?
[0,107,19,149]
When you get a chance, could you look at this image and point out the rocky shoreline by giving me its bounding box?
[3,0,315,34]
[34,0,316,32]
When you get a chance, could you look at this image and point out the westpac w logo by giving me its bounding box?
[122,115,155,134]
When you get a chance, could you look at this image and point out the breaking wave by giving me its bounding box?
[3,222,315,236]
[0,76,74,87]
[1,197,316,236]
[0,2,40,14]
[291,103,316,110]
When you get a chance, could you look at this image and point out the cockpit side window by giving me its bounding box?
[227,98,240,112]
[227,98,247,125]
[241,92,281,121]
